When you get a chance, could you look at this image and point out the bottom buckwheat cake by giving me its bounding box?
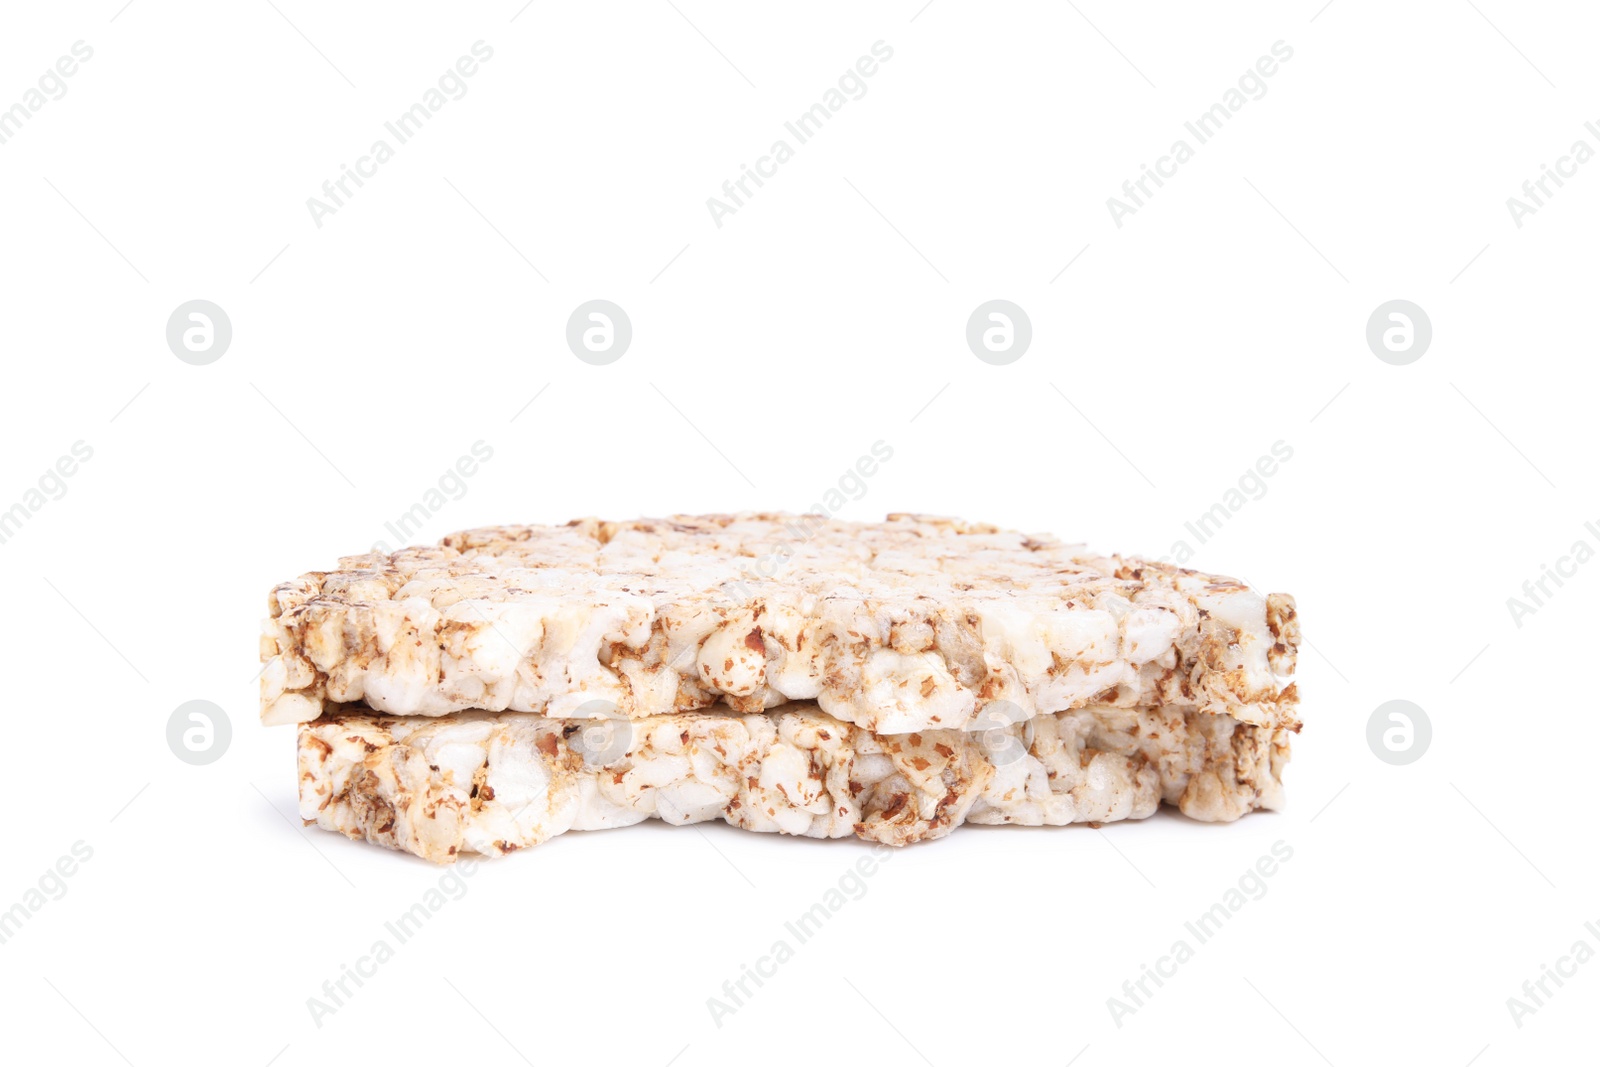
[299,702,1290,863]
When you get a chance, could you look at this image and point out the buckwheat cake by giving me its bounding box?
[261,513,1300,734]
[298,702,1290,864]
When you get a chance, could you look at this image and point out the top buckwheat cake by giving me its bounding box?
[261,513,1300,735]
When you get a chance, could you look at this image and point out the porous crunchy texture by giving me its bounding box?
[263,514,1300,734]
[298,703,1290,863]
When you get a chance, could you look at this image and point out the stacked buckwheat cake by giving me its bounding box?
[260,514,1301,863]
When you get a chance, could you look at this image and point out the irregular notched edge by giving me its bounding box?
[297,703,1291,864]
[261,514,1302,734]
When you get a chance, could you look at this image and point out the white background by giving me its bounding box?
[1,2,1595,1064]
